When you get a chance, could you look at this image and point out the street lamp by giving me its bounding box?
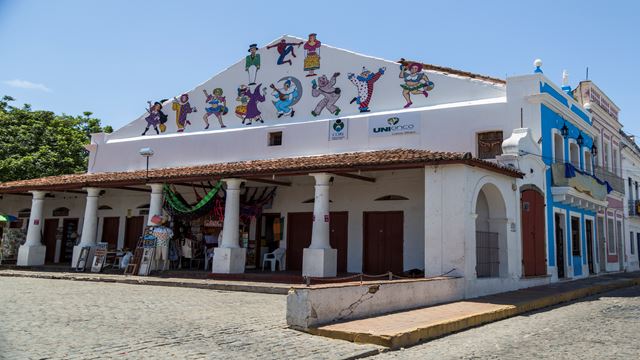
[139,147,154,180]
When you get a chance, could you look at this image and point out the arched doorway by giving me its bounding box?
[521,187,547,277]
[475,183,507,278]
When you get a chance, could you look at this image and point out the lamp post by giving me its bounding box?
[139,147,154,181]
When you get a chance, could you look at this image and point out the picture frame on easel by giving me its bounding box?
[75,246,91,272]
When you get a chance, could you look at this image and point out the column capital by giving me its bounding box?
[29,190,47,200]
[309,173,332,185]
[147,183,164,194]
[84,187,102,197]
[223,178,244,190]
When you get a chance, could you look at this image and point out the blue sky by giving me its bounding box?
[1,0,638,134]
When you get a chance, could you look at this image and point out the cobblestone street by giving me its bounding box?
[0,277,380,359]
[373,285,640,359]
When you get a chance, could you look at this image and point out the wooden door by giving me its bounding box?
[555,213,565,278]
[286,212,349,272]
[330,212,348,273]
[124,216,145,250]
[286,213,313,271]
[363,211,403,275]
[586,220,594,274]
[521,190,546,276]
[43,218,59,263]
[101,217,120,250]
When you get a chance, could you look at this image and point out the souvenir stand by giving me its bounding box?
[162,182,277,271]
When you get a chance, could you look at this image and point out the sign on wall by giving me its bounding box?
[329,119,348,140]
[368,112,421,137]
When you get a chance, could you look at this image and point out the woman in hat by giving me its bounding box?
[303,33,321,77]
[399,62,434,108]
[142,101,168,135]
[203,88,228,129]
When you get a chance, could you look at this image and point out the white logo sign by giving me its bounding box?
[329,119,348,141]
[368,113,421,137]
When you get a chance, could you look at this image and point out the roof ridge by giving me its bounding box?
[399,58,506,85]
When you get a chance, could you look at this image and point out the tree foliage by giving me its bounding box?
[0,95,113,182]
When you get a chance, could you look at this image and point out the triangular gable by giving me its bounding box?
[110,35,506,140]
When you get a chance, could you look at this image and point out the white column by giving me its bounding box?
[71,188,101,267]
[147,183,164,225]
[17,191,47,266]
[213,178,246,273]
[303,173,337,277]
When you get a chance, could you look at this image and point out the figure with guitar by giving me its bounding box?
[271,78,300,118]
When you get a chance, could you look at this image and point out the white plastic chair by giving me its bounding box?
[262,248,285,271]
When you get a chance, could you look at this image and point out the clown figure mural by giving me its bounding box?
[270,77,302,118]
[311,72,341,117]
[245,44,261,85]
[303,33,321,77]
[399,61,434,108]
[243,84,267,125]
[348,67,386,113]
[142,100,169,135]
[203,88,228,129]
[171,94,197,132]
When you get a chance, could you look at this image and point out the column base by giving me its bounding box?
[71,245,96,269]
[212,247,246,274]
[302,248,337,278]
[16,245,46,266]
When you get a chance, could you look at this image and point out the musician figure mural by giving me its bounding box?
[399,61,434,108]
[245,43,261,85]
[271,77,302,118]
[267,39,303,66]
[171,94,197,132]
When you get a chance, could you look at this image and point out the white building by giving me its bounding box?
[1,35,614,298]
[621,131,640,271]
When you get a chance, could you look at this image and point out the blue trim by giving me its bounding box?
[540,82,569,107]
[571,104,591,125]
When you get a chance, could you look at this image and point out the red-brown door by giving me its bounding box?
[286,212,349,272]
[101,217,120,250]
[43,218,59,263]
[521,189,546,276]
[330,212,349,273]
[124,216,145,250]
[363,211,403,275]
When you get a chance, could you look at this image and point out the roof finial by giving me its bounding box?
[561,70,572,94]
[534,59,543,74]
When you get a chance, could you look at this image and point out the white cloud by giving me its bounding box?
[3,79,52,92]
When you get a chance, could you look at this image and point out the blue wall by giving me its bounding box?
[540,103,595,276]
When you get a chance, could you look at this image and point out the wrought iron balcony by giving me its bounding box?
[551,163,610,202]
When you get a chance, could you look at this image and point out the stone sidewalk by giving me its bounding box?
[311,272,640,349]
[0,268,292,295]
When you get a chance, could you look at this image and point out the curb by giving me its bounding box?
[310,276,640,349]
[0,271,290,295]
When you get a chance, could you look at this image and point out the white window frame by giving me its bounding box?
[569,211,582,258]
[568,139,580,169]
[552,129,565,164]
[583,148,593,174]
[553,207,568,271]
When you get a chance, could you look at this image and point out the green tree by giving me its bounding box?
[0,96,113,182]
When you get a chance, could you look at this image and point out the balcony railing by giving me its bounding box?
[551,163,609,201]
[593,166,625,194]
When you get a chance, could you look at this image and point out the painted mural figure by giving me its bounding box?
[399,62,434,108]
[270,78,300,118]
[311,72,341,117]
[203,88,228,129]
[235,85,250,122]
[244,84,266,125]
[267,39,303,66]
[142,101,168,135]
[171,94,197,132]
[348,67,386,113]
[303,33,321,77]
[245,44,261,86]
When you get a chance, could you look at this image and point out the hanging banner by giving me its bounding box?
[329,118,348,140]
[368,112,421,137]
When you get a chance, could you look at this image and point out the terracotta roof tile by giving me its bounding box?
[0,149,522,193]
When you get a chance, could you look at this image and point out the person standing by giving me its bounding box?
[152,218,174,271]
[245,44,261,85]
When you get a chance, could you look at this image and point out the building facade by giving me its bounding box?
[0,35,631,300]
[621,131,640,271]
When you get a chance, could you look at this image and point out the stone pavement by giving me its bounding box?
[371,285,640,359]
[0,277,381,359]
[312,272,640,348]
